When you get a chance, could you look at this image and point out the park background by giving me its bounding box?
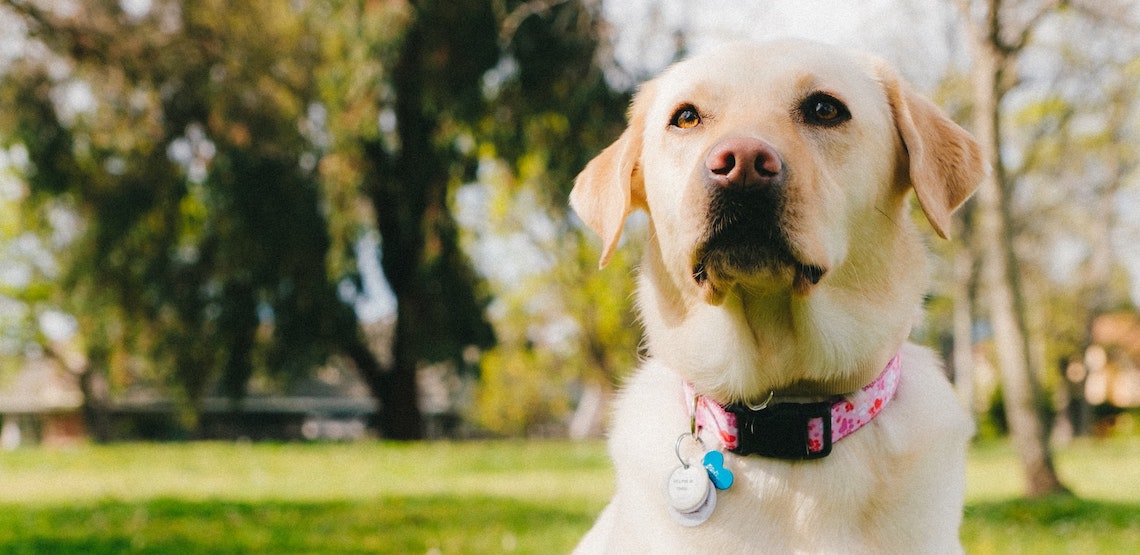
[0,0,1138,552]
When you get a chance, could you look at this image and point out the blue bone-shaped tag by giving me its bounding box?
[702,450,734,490]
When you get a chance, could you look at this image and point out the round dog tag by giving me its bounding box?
[668,478,717,527]
[667,463,710,513]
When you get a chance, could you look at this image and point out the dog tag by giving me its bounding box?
[667,472,717,527]
[702,450,734,490]
[667,463,710,513]
[668,432,717,526]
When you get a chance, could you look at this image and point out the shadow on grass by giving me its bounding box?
[8,493,1135,554]
[963,496,1140,554]
[0,495,599,555]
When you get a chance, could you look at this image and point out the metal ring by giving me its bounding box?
[745,390,775,411]
[674,432,704,468]
[690,396,699,436]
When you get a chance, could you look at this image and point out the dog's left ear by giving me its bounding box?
[880,65,987,239]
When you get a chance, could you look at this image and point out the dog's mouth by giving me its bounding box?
[692,248,826,303]
[691,189,827,303]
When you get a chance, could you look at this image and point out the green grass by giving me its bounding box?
[0,441,609,554]
[0,439,1136,553]
[962,438,1140,554]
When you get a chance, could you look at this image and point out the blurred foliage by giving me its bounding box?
[0,0,634,438]
[0,0,452,435]
[456,1,637,435]
[841,10,1140,449]
[461,159,641,435]
[1,1,369,430]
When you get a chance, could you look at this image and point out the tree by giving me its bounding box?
[2,0,640,442]
[461,166,641,436]
[457,0,636,437]
[313,0,501,439]
[953,0,1140,496]
[317,0,631,438]
[954,0,1071,497]
[1,0,385,436]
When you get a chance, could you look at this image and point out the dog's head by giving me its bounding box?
[572,40,985,401]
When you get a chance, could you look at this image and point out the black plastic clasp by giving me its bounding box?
[725,401,833,460]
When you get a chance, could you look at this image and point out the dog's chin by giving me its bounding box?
[692,247,826,305]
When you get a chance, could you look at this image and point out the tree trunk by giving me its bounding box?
[360,2,483,440]
[78,371,113,443]
[46,341,114,443]
[359,16,435,440]
[352,0,499,439]
[952,241,976,413]
[964,0,1069,496]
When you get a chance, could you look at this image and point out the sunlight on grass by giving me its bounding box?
[966,438,1140,502]
[0,441,613,554]
[0,438,1137,553]
[961,438,1140,554]
[0,441,613,504]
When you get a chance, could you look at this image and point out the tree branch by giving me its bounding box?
[1005,0,1065,53]
[1,0,112,62]
[1066,0,1140,32]
[0,0,52,31]
[498,0,571,49]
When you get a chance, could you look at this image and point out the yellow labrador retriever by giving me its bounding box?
[570,40,985,553]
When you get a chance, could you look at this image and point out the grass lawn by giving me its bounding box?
[0,438,1137,554]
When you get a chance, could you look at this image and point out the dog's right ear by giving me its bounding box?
[570,85,651,268]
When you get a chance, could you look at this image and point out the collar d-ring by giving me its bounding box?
[745,391,775,411]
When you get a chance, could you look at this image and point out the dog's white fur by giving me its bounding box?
[570,40,985,554]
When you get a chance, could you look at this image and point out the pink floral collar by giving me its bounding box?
[684,352,902,460]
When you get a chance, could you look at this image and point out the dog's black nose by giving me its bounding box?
[705,137,784,189]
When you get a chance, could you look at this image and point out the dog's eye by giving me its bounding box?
[669,105,702,129]
[801,93,851,127]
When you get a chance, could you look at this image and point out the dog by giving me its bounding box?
[569,40,985,554]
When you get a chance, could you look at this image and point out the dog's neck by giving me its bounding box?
[736,285,915,398]
[770,359,893,397]
[636,227,925,405]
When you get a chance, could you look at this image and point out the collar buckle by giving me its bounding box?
[725,400,833,460]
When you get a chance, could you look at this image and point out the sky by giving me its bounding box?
[600,0,961,92]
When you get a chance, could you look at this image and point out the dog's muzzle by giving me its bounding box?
[692,136,826,299]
